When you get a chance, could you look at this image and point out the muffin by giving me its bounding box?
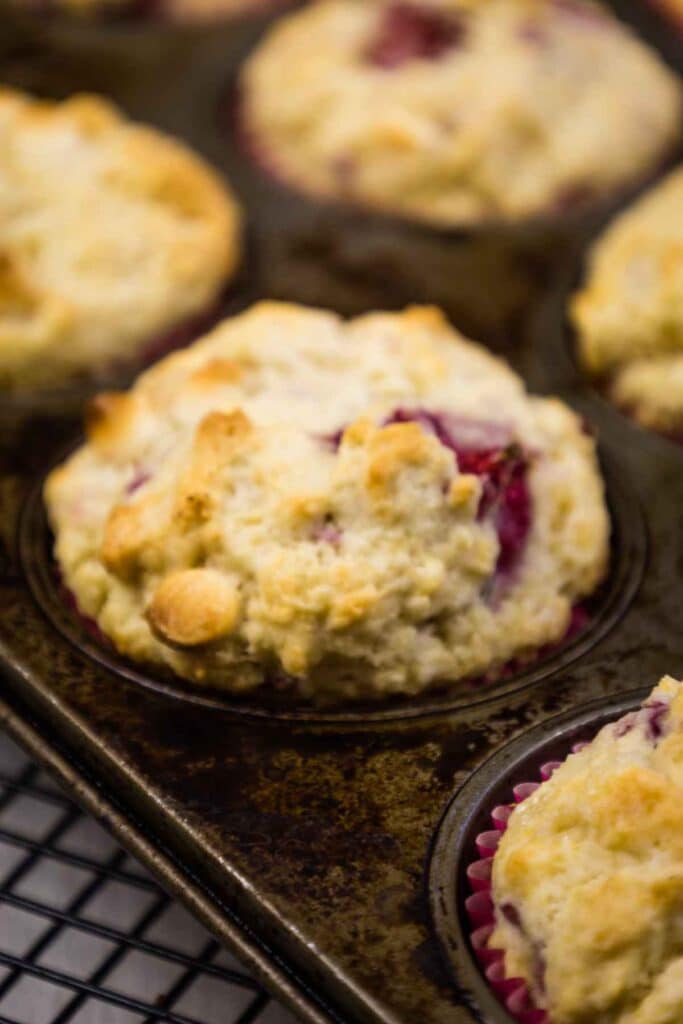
[573,167,683,438]
[240,0,682,228]
[488,676,683,1024]
[44,302,608,703]
[0,89,242,392]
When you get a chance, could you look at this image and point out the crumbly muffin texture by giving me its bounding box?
[491,676,683,1024]
[45,302,608,703]
[241,0,682,227]
[573,168,683,436]
[0,89,241,391]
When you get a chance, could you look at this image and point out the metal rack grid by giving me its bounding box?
[0,728,296,1024]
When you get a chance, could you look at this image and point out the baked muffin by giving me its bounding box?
[573,167,683,438]
[45,302,608,703]
[0,89,242,392]
[240,0,682,228]
[489,676,683,1024]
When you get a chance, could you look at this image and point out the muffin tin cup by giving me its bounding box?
[462,756,582,1024]
[428,690,648,1024]
[19,443,646,725]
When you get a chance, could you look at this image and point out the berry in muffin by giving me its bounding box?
[240,0,682,227]
[573,167,683,439]
[489,676,683,1024]
[45,302,608,703]
[0,89,242,392]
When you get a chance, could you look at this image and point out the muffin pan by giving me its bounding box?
[0,6,682,1024]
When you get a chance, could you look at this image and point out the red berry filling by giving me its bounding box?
[385,409,532,583]
[366,2,464,68]
[126,466,152,496]
[613,699,670,742]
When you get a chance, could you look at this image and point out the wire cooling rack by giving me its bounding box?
[0,728,297,1024]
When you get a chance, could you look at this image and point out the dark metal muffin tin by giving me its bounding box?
[0,6,682,1022]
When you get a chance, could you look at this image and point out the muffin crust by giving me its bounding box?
[573,168,683,435]
[45,302,609,702]
[0,89,242,391]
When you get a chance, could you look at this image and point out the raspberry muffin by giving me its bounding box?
[489,675,683,1024]
[573,167,683,438]
[240,0,682,228]
[45,302,608,703]
[0,89,242,392]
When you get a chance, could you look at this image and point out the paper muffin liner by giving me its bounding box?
[463,742,589,1024]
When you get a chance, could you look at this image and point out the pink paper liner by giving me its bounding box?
[464,743,585,1023]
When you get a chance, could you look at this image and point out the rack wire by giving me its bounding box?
[0,729,295,1024]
